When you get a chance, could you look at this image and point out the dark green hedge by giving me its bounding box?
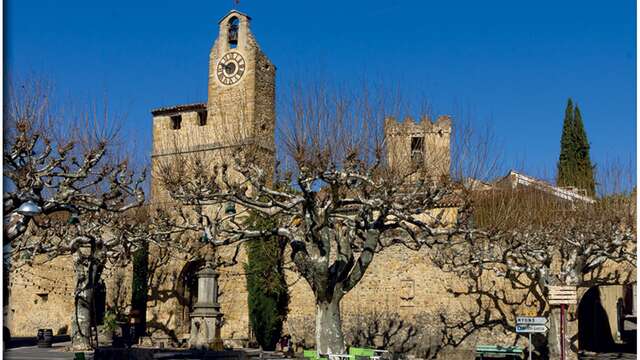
[130,241,149,336]
[244,213,289,350]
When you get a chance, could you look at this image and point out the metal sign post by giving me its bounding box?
[560,304,565,360]
[516,316,548,359]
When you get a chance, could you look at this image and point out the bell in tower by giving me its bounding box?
[227,16,239,47]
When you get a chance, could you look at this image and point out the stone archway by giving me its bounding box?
[577,286,618,353]
[175,260,204,336]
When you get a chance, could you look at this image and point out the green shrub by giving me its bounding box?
[244,213,289,350]
[102,310,118,332]
[130,242,148,335]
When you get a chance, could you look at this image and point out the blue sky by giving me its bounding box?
[5,0,636,183]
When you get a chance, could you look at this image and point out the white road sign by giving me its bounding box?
[516,316,547,325]
[516,324,548,333]
[547,285,577,305]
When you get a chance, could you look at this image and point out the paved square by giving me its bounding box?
[4,342,93,360]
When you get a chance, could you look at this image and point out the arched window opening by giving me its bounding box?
[228,17,239,48]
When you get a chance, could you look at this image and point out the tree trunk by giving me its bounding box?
[70,247,104,351]
[71,285,94,350]
[315,297,346,355]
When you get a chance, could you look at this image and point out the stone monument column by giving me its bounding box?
[189,263,224,350]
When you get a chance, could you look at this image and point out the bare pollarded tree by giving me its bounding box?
[156,85,473,355]
[9,209,149,350]
[432,180,636,359]
[3,79,147,350]
[3,79,146,242]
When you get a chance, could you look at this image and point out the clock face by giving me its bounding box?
[217,52,246,85]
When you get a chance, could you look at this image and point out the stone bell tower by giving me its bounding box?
[150,10,276,201]
[207,10,276,169]
[147,10,277,344]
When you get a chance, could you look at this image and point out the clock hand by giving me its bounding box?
[221,62,233,73]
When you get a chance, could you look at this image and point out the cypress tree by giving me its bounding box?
[572,105,595,195]
[557,99,596,196]
[557,98,576,188]
[244,213,289,350]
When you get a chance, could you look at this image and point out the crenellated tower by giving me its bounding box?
[384,115,451,181]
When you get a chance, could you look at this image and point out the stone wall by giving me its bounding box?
[281,244,523,356]
[9,241,634,359]
[7,256,133,337]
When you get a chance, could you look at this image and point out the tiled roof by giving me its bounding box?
[496,170,595,203]
[151,103,206,116]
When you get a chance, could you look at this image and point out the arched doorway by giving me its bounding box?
[578,287,617,353]
[175,260,204,336]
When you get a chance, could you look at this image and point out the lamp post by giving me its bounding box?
[16,200,42,217]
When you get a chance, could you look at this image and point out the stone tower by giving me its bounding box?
[384,115,451,181]
[146,10,276,343]
[151,10,275,201]
[208,11,275,147]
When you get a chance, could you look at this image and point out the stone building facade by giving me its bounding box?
[142,10,464,349]
[6,9,635,360]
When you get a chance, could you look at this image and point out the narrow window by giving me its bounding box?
[228,17,239,48]
[198,111,207,126]
[411,136,424,163]
[171,115,182,130]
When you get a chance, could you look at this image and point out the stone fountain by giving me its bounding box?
[189,262,224,350]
